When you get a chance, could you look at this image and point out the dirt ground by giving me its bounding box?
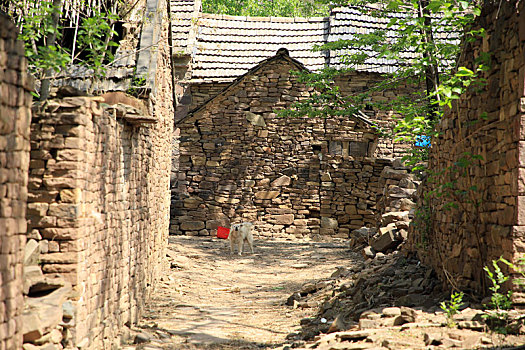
[122,236,525,350]
[123,235,356,349]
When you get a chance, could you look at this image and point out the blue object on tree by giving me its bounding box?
[415,135,431,147]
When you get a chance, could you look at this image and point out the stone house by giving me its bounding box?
[170,2,418,160]
[171,48,394,237]
[168,2,426,237]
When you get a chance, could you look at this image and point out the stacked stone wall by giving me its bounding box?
[27,93,171,348]
[0,14,33,350]
[335,72,415,159]
[171,57,392,237]
[189,82,230,110]
[408,0,525,293]
[181,72,414,160]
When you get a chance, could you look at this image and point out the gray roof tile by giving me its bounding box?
[171,1,459,80]
[184,13,329,81]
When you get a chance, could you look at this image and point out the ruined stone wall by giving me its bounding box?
[409,0,525,293]
[0,14,33,350]
[171,57,391,237]
[27,95,170,348]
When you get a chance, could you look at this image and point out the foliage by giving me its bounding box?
[202,0,330,17]
[126,74,147,97]
[440,291,464,328]
[76,10,119,73]
[3,0,120,98]
[482,258,513,334]
[500,256,525,289]
[15,1,70,77]
[281,0,486,168]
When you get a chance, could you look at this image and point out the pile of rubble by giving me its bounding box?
[284,252,441,339]
[349,161,419,259]
[280,252,525,349]
[22,238,74,350]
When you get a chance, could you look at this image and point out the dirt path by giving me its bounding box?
[124,235,359,349]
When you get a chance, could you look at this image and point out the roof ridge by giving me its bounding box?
[177,49,309,124]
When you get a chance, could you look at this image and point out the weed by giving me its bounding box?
[483,258,513,334]
[440,291,464,327]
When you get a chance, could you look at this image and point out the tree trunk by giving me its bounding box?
[39,0,62,101]
[418,0,440,121]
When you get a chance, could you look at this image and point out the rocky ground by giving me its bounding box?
[121,236,525,350]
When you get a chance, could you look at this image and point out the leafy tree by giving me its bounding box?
[203,0,330,17]
[2,0,120,99]
[282,0,488,169]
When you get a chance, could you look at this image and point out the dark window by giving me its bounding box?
[329,140,343,155]
[349,141,369,157]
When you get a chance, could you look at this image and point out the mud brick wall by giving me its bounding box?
[27,96,171,348]
[171,55,392,237]
[0,14,33,350]
[409,0,525,293]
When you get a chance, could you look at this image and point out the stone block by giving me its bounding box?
[381,211,409,225]
[180,221,205,231]
[24,239,40,266]
[183,197,202,209]
[371,230,399,252]
[271,175,291,187]
[190,156,206,166]
[321,217,338,229]
[59,188,82,203]
[270,214,294,225]
[56,149,84,162]
[245,112,266,127]
[39,252,77,264]
[23,284,71,341]
[23,265,44,295]
[254,191,280,199]
[47,203,80,218]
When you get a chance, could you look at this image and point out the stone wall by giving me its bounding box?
[175,82,230,124]
[190,82,230,111]
[0,14,33,350]
[177,72,412,159]
[171,54,393,237]
[335,72,415,159]
[409,0,525,293]
[27,93,171,348]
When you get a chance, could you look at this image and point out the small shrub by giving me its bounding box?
[483,258,513,334]
[440,291,464,327]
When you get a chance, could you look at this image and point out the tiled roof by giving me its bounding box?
[171,0,201,53]
[328,7,410,74]
[328,7,458,73]
[189,14,329,82]
[170,1,458,81]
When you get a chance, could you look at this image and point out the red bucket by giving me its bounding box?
[217,226,230,239]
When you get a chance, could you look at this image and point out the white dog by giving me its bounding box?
[229,222,255,255]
